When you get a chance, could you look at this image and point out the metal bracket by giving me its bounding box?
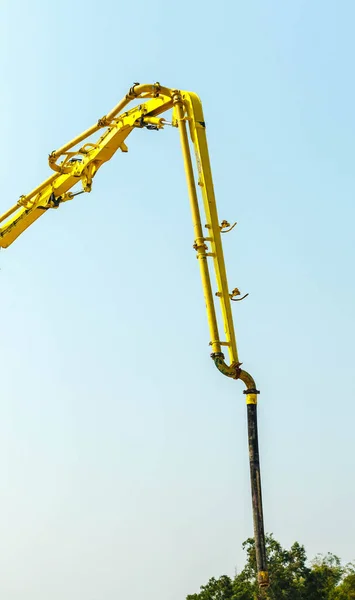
[220,220,237,233]
[229,287,249,302]
[215,288,249,302]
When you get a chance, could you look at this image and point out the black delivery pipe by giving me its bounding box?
[246,398,269,590]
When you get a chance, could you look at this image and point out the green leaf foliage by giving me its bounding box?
[186,535,354,600]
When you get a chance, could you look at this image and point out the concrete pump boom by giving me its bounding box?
[0,82,269,591]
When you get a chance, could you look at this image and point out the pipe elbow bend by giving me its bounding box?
[211,352,259,393]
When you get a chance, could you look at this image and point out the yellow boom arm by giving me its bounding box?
[0,83,269,590]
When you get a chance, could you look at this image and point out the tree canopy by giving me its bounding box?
[186,535,355,600]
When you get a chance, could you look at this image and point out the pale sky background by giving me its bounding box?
[1,1,354,599]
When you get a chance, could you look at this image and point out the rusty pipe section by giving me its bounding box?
[246,398,269,590]
[212,352,269,590]
[211,352,257,389]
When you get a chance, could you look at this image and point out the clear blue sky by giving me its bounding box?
[1,1,354,599]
